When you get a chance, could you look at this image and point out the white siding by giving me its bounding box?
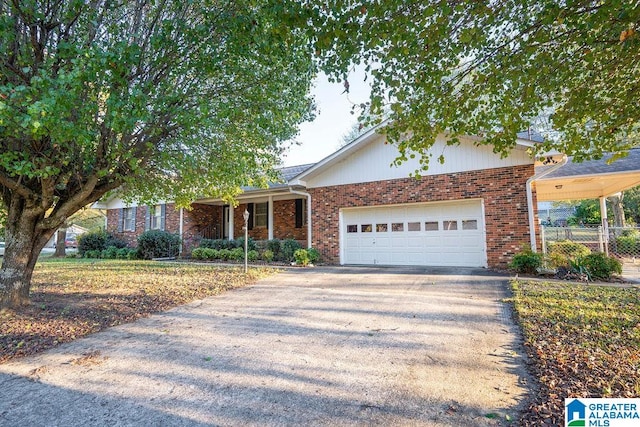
[304,135,533,189]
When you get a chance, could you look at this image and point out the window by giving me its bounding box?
[376,223,388,232]
[295,199,306,228]
[123,207,135,231]
[254,202,268,228]
[444,220,458,230]
[392,222,404,232]
[151,205,163,230]
[462,220,478,230]
[361,224,372,232]
[425,221,439,231]
[347,224,358,233]
[407,222,421,231]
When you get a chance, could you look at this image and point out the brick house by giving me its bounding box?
[98,129,568,268]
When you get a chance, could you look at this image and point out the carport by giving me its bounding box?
[531,148,640,252]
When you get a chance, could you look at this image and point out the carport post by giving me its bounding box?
[599,196,609,255]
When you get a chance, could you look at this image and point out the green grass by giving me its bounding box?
[510,280,640,425]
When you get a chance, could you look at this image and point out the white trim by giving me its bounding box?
[289,188,312,249]
[229,205,234,240]
[526,155,568,251]
[178,207,184,255]
[268,195,274,240]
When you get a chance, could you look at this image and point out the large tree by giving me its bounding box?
[0,0,315,308]
[290,1,640,168]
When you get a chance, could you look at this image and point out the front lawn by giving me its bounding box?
[0,258,273,363]
[510,279,640,425]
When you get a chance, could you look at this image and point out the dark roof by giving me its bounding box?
[541,148,640,179]
[242,163,315,191]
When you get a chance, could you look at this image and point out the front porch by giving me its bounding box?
[183,192,310,253]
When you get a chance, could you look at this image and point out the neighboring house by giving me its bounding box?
[95,130,640,268]
[46,224,89,248]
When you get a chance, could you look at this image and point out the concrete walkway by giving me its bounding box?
[0,267,529,426]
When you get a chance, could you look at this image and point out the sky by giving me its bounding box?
[281,71,371,167]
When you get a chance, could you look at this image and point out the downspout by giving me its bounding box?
[526,155,568,251]
[289,188,312,249]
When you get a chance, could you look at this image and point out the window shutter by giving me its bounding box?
[247,203,254,230]
[145,206,151,231]
[295,199,303,228]
[117,208,124,232]
[265,202,269,229]
[132,206,137,231]
[160,204,166,231]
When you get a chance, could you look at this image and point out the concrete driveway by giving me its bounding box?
[0,267,529,426]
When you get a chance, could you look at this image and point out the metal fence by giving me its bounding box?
[541,225,640,260]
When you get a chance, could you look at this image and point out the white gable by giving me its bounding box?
[300,134,534,188]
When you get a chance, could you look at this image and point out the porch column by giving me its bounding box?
[178,207,184,255]
[599,196,609,255]
[229,205,234,240]
[268,195,274,240]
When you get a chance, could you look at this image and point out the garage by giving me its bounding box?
[341,200,487,267]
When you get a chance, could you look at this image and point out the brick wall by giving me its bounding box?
[107,200,306,253]
[233,200,307,244]
[182,204,222,253]
[308,164,537,268]
[107,203,192,250]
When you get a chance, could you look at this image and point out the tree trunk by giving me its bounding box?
[0,198,55,309]
[54,228,67,257]
[610,194,626,227]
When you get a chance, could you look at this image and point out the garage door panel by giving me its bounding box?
[342,200,486,267]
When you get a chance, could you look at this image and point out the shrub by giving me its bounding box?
[203,248,218,260]
[116,247,131,259]
[294,249,310,266]
[280,239,302,262]
[582,253,622,280]
[247,249,259,261]
[78,231,127,256]
[137,230,180,260]
[218,249,232,260]
[266,239,281,258]
[236,236,256,251]
[199,239,237,250]
[102,246,119,259]
[230,247,244,261]
[307,248,321,264]
[78,231,108,255]
[263,249,274,262]
[616,229,639,255]
[84,249,101,259]
[509,249,543,274]
[547,241,591,268]
[126,249,139,260]
[105,235,128,249]
[191,247,206,260]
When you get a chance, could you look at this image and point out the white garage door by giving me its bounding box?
[341,200,486,267]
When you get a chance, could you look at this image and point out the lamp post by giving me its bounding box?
[243,209,250,273]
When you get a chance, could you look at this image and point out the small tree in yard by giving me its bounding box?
[0,1,315,308]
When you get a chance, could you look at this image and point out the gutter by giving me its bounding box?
[526,155,568,251]
[289,188,312,249]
